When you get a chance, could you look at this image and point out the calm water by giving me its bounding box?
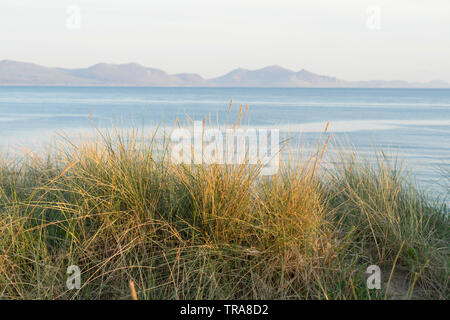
[0,87,449,195]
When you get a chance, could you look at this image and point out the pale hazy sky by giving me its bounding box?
[1,0,449,82]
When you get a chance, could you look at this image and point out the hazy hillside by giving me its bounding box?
[62,63,205,86]
[0,60,99,85]
[0,60,448,88]
[209,66,347,87]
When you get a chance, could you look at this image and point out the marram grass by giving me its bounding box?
[0,126,448,300]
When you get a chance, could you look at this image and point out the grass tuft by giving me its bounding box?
[0,123,448,300]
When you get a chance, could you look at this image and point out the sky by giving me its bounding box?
[0,0,449,82]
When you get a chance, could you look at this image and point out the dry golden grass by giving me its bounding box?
[0,118,448,300]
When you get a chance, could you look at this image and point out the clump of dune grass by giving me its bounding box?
[0,120,448,300]
[326,149,449,299]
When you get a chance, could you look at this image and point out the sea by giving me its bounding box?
[0,86,449,198]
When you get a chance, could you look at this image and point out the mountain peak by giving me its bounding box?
[89,62,145,69]
[260,65,292,72]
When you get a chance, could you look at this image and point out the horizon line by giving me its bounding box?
[1,59,448,86]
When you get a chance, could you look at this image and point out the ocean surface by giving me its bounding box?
[0,87,449,197]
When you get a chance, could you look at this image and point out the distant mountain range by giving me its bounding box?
[0,60,448,88]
